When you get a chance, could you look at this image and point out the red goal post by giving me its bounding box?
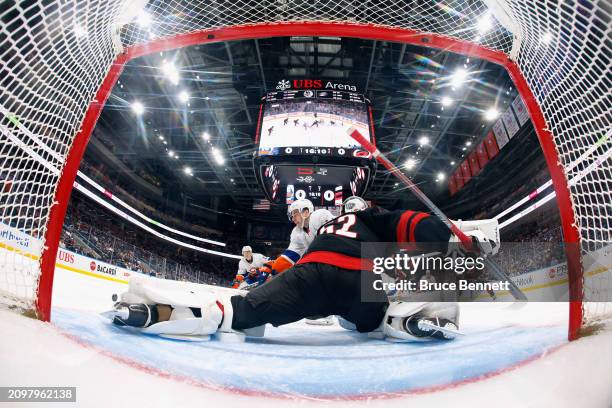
[0,1,609,341]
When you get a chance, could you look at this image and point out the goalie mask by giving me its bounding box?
[342,196,369,214]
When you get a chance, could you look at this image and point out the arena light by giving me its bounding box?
[73,23,87,38]
[441,96,453,106]
[405,158,416,170]
[168,150,174,157]
[158,135,164,140]
[476,13,494,34]
[450,161,456,165]
[184,166,193,175]
[484,107,500,121]
[138,12,152,28]
[541,32,553,45]
[202,132,210,141]
[450,68,468,88]
[418,136,429,146]
[131,101,144,115]
[161,60,180,85]
[211,147,225,165]
[466,141,472,147]
[178,90,189,103]
[436,172,446,182]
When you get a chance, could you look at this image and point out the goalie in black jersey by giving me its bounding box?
[111,197,499,342]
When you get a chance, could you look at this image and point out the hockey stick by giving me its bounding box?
[347,127,527,301]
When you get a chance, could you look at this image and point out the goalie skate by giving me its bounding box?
[409,316,463,340]
[376,301,460,342]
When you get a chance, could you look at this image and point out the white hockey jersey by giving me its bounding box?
[237,253,269,276]
[281,209,335,265]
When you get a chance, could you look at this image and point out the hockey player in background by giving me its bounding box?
[230,246,269,289]
[111,197,498,342]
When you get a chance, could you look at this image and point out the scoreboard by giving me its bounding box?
[254,80,377,207]
[259,164,371,206]
[265,89,367,103]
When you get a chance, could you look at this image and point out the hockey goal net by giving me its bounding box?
[0,0,610,339]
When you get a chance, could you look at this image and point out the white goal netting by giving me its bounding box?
[0,0,610,336]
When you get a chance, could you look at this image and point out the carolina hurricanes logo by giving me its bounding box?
[353,150,372,158]
[90,261,96,271]
[276,79,291,90]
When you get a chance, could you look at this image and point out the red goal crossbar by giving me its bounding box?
[36,23,583,339]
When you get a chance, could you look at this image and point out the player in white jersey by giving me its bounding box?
[259,198,334,275]
[237,246,268,276]
[258,198,335,325]
[231,246,269,289]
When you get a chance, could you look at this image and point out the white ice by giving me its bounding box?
[1,266,612,407]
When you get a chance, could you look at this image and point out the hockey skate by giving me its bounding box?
[370,302,462,342]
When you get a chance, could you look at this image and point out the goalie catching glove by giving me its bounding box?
[447,218,500,257]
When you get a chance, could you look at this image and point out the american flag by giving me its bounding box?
[252,199,271,211]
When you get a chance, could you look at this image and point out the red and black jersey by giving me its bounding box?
[297,208,451,270]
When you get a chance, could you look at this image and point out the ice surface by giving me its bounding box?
[1,266,612,406]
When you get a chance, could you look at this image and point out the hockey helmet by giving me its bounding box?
[287,198,314,221]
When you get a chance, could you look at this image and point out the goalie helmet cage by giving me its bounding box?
[0,1,609,340]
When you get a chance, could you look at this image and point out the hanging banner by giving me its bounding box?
[477,141,489,168]
[502,108,520,139]
[461,160,471,184]
[511,95,531,126]
[492,119,509,149]
[454,169,464,189]
[468,151,481,176]
[484,132,500,158]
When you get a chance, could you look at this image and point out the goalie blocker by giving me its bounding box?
[111,208,498,341]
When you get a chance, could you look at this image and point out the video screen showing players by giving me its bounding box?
[257,90,372,158]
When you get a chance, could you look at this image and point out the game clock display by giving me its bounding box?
[259,164,370,205]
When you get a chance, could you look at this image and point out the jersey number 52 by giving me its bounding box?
[319,214,358,238]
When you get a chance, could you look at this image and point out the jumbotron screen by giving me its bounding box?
[257,89,372,158]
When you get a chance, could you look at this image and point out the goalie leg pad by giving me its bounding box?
[142,304,222,336]
[119,276,265,340]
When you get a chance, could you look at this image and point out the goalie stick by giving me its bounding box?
[347,127,527,301]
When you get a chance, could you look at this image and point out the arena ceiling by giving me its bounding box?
[86,36,521,222]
